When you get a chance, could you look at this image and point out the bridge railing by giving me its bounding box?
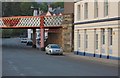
[0,16,40,28]
[44,15,63,27]
[0,15,63,28]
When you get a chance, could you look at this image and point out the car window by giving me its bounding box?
[22,38,27,40]
[51,45,60,48]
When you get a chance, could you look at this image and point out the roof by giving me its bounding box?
[40,7,64,16]
[40,13,46,16]
[53,8,64,15]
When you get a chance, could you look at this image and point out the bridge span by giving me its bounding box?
[0,15,64,50]
[0,14,74,52]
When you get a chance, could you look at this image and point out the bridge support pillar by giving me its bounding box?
[40,29,45,51]
[32,29,36,48]
[40,16,45,51]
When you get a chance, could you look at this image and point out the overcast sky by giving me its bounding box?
[35,0,61,2]
[35,0,74,2]
[1,0,74,2]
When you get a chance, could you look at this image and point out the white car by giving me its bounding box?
[45,44,63,55]
[26,40,33,46]
[21,38,28,43]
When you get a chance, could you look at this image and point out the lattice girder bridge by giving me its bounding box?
[0,15,64,49]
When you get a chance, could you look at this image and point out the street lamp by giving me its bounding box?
[30,6,41,16]
[30,6,34,9]
[29,6,41,48]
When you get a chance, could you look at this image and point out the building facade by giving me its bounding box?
[74,0,120,60]
[62,2,74,52]
[64,2,74,14]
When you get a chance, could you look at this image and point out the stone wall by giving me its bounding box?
[62,13,74,52]
[64,2,74,14]
[45,14,74,52]
[45,29,62,47]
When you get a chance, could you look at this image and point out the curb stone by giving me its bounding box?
[63,52,118,66]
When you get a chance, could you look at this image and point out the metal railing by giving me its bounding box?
[0,15,63,28]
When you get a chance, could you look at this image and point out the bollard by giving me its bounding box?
[100,54,102,58]
[93,53,95,57]
[83,52,85,56]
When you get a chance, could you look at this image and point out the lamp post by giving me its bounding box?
[31,6,40,16]
[30,6,44,49]
[29,6,40,48]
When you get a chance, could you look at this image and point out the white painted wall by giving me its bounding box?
[74,0,119,59]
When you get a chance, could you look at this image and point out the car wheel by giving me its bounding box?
[49,51,52,55]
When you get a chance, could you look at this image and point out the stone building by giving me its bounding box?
[43,2,75,52]
[74,0,120,60]
[62,2,74,52]
[62,14,74,52]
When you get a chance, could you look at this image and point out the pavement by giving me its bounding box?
[33,48,118,67]
[63,52,119,67]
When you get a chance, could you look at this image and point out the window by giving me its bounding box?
[96,34,98,49]
[94,0,98,18]
[51,45,60,48]
[78,34,80,47]
[108,28,113,45]
[104,0,109,16]
[77,5,81,20]
[95,29,98,49]
[85,30,88,48]
[85,34,88,48]
[84,3,88,19]
[102,29,105,44]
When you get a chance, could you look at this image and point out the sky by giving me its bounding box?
[1,0,119,2]
[35,0,74,2]
[1,0,74,2]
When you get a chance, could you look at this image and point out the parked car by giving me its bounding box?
[19,35,26,38]
[26,40,33,46]
[36,38,47,45]
[36,38,40,45]
[21,38,28,43]
[45,44,63,55]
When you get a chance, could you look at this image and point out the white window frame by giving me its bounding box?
[108,28,113,46]
[94,0,98,18]
[78,34,80,48]
[84,3,88,19]
[95,34,98,49]
[104,0,109,17]
[77,5,81,20]
[85,30,88,49]
[102,29,105,45]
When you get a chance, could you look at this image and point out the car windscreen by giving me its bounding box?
[51,45,60,48]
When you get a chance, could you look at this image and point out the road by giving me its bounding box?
[2,38,118,76]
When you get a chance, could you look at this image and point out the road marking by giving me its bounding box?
[8,60,25,76]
